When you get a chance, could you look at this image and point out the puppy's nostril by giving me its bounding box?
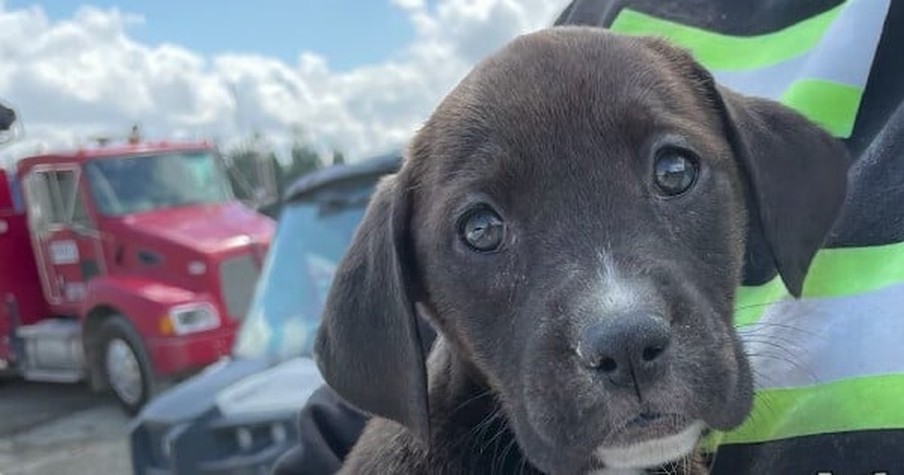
[642,346,664,362]
[599,357,618,373]
[639,411,662,421]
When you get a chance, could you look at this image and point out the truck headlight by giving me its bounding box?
[236,427,253,451]
[187,260,207,275]
[157,423,188,462]
[231,422,288,454]
[166,303,220,335]
[161,432,175,460]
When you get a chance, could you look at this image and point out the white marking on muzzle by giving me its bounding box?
[587,468,644,475]
[594,251,642,312]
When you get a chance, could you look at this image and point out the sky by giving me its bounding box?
[0,0,571,164]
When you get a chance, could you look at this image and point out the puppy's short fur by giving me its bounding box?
[314,27,849,474]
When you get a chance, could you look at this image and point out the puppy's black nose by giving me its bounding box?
[576,313,671,386]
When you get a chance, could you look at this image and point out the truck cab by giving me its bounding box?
[1,138,274,412]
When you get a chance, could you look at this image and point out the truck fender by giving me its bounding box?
[80,276,210,388]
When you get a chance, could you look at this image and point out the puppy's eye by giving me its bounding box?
[654,150,698,196]
[459,206,505,252]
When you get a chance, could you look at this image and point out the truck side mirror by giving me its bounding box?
[221,150,279,211]
[0,103,16,132]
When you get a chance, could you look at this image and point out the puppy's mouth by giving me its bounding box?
[606,412,695,445]
[594,414,704,469]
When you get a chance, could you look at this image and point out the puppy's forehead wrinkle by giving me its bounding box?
[469,29,707,117]
[433,36,661,131]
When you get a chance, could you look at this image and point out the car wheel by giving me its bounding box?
[99,316,155,414]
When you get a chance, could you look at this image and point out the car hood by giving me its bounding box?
[117,202,274,255]
[136,356,324,425]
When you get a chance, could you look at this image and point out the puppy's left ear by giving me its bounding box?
[313,168,431,443]
[713,85,850,297]
[639,36,850,295]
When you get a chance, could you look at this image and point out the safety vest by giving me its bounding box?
[558,0,903,472]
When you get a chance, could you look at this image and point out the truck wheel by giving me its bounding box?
[98,317,155,414]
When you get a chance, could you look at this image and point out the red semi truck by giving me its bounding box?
[0,131,274,413]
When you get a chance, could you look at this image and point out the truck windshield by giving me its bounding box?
[84,151,233,216]
[232,184,372,360]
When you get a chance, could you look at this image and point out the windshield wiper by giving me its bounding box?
[317,195,369,217]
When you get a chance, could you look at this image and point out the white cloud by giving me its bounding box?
[0,0,570,164]
[391,0,427,11]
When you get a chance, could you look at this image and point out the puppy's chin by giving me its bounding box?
[507,406,703,474]
[594,419,705,469]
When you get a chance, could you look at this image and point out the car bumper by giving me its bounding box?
[131,411,298,475]
[131,357,323,475]
[148,330,234,377]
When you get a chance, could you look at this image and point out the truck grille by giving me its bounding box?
[219,254,259,320]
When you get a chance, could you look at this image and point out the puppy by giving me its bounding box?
[314,26,849,474]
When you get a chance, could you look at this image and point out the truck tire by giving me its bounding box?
[98,316,155,414]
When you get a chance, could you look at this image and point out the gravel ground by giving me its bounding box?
[0,379,132,475]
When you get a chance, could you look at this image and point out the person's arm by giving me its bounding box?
[271,385,371,475]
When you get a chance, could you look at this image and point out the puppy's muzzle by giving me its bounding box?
[576,313,671,387]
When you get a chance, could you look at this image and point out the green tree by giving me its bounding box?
[332,150,346,166]
[222,131,281,204]
[226,125,348,214]
[283,138,323,185]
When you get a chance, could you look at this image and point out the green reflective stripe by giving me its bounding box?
[609,5,844,71]
[803,241,904,298]
[711,374,904,447]
[610,1,883,139]
[699,431,722,453]
[779,79,863,137]
[733,241,904,327]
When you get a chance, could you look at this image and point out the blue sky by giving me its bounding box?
[7,0,417,70]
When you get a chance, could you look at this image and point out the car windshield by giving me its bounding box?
[84,151,233,216]
[232,183,372,360]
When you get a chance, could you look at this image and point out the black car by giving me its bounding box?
[130,153,401,475]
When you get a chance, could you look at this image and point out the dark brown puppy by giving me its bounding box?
[314,26,848,475]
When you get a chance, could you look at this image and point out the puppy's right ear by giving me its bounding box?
[313,169,430,443]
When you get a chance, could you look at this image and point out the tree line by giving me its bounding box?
[222,130,345,216]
